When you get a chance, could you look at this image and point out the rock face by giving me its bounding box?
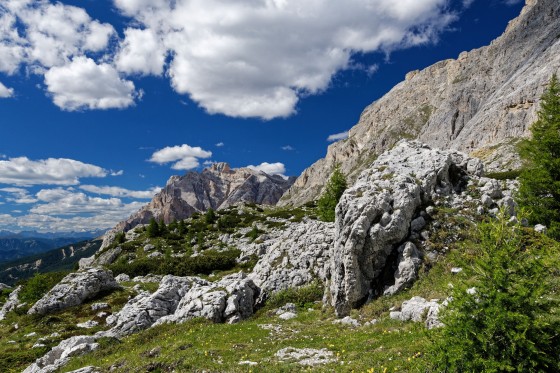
[23,335,99,373]
[106,273,259,337]
[115,163,294,232]
[106,275,193,337]
[28,269,120,316]
[0,285,22,320]
[330,141,482,316]
[245,219,335,295]
[280,0,560,207]
[155,272,259,325]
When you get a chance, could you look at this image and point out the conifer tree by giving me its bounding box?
[518,74,560,238]
[317,164,347,222]
[147,217,160,238]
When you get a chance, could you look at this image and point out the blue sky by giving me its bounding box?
[0,0,524,233]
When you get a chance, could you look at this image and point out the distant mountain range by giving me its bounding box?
[0,238,102,285]
[0,229,105,263]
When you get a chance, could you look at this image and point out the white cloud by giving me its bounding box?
[44,56,138,110]
[462,0,475,7]
[109,0,456,119]
[31,188,143,216]
[503,0,522,4]
[149,144,212,170]
[110,170,124,176]
[0,156,108,186]
[215,142,224,147]
[79,184,161,199]
[327,131,349,142]
[247,162,286,177]
[116,28,166,75]
[0,187,37,204]
[0,81,14,97]
[281,145,294,151]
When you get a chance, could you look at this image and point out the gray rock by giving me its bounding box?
[275,347,336,366]
[498,196,516,216]
[275,303,297,315]
[279,0,560,206]
[0,285,22,320]
[278,312,297,320]
[481,194,494,207]
[28,268,120,316]
[67,367,101,373]
[23,335,99,373]
[143,244,156,252]
[410,216,426,232]
[332,316,360,327]
[247,219,334,295]
[77,320,99,329]
[383,242,422,296]
[535,224,547,234]
[480,179,503,199]
[91,303,109,311]
[106,275,193,337]
[0,283,11,291]
[114,274,130,283]
[330,141,479,316]
[155,272,259,326]
[390,296,440,324]
[131,274,163,283]
[451,267,463,274]
[147,251,163,258]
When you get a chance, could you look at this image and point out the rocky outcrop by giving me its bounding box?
[105,275,194,337]
[330,141,482,316]
[106,273,259,337]
[0,285,22,320]
[23,335,99,373]
[155,272,259,325]
[28,269,120,316]
[280,0,560,207]
[244,219,335,295]
[390,296,443,329]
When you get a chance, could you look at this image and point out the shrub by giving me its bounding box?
[19,271,68,305]
[517,74,560,239]
[147,217,160,238]
[428,212,560,372]
[266,281,324,309]
[317,164,347,222]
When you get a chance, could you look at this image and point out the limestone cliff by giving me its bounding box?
[280,0,560,206]
[115,163,295,232]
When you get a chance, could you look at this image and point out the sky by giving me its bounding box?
[0,0,524,233]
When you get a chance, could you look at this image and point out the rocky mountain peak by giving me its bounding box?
[279,0,560,207]
[207,162,232,174]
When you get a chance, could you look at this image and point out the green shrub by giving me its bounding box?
[485,169,522,180]
[266,281,324,309]
[147,217,160,238]
[18,272,68,305]
[428,212,560,372]
[317,164,347,222]
[114,231,126,244]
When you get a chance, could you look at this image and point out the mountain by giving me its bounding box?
[113,162,295,233]
[0,234,101,263]
[0,238,102,285]
[0,230,105,240]
[279,0,560,206]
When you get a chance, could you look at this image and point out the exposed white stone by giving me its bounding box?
[275,347,336,366]
[332,316,360,327]
[23,335,99,373]
[535,224,547,234]
[77,320,99,329]
[0,285,22,320]
[28,269,120,316]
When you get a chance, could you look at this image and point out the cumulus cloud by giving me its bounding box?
[0,81,14,97]
[327,131,349,142]
[79,184,161,199]
[0,187,37,204]
[44,56,138,110]
[149,144,212,170]
[115,28,166,75]
[0,156,108,186]
[247,162,287,177]
[281,145,294,151]
[108,0,456,119]
[215,142,224,147]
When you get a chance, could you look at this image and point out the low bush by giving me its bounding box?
[18,271,68,305]
[266,281,324,309]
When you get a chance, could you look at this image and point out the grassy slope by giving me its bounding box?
[1,203,555,372]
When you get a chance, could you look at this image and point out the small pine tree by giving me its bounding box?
[429,212,560,371]
[147,217,160,238]
[317,164,347,222]
[178,220,187,235]
[518,74,560,238]
[159,219,167,235]
[205,208,217,225]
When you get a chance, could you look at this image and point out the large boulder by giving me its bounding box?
[105,275,194,337]
[28,269,120,316]
[246,219,334,295]
[330,141,482,316]
[155,272,259,325]
[0,285,22,320]
[23,335,99,373]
